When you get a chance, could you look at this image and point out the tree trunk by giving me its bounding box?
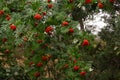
[79,19,84,30]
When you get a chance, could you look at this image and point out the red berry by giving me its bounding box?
[31,50,35,54]
[48,0,51,3]
[62,21,69,26]
[69,0,74,3]
[34,72,40,77]
[45,26,53,33]
[73,59,77,64]
[29,62,34,66]
[85,0,92,4]
[36,40,43,43]
[63,64,69,69]
[80,71,87,76]
[6,16,11,21]
[42,44,48,49]
[6,14,11,21]
[69,28,74,33]
[4,49,10,54]
[34,13,42,20]
[82,39,89,46]
[42,12,47,16]
[2,38,7,43]
[98,3,104,8]
[48,4,53,9]
[73,66,80,71]
[36,62,43,67]
[0,10,4,15]
[10,24,16,31]
[23,37,28,42]
[42,56,48,61]
[109,0,115,3]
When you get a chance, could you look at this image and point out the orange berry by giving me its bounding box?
[82,39,89,46]
[69,28,74,33]
[34,72,40,77]
[73,66,80,71]
[34,13,42,20]
[98,3,104,8]
[10,24,16,31]
[48,0,51,3]
[45,26,53,33]
[36,62,43,67]
[109,0,115,3]
[62,21,69,26]
[85,0,92,4]
[48,4,53,9]
[80,71,87,76]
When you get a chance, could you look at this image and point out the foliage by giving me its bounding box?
[0,0,119,80]
[91,15,120,80]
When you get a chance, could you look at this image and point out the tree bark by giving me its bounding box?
[79,19,84,30]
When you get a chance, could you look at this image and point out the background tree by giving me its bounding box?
[0,0,120,80]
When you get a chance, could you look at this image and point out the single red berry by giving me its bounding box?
[29,62,34,66]
[4,49,10,54]
[80,71,87,76]
[109,0,115,3]
[69,28,74,33]
[45,26,53,33]
[42,56,48,61]
[37,40,43,43]
[23,37,28,42]
[82,39,89,46]
[69,0,74,3]
[31,50,35,54]
[10,24,16,31]
[34,72,40,77]
[85,0,92,4]
[73,66,80,71]
[6,14,11,21]
[42,44,49,49]
[48,4,53,9]
[36,62,43,67]
[2,38,7,43]
[73,59,77,64]
[98,3,104,8]
[42,12,47,16]
[6,16,11,21]
[0,10,4,15]
[62,21,69,26]
[6,14,10,17]
[48,0,51,3]
[63,64,69,69]
[34,13,42,20]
